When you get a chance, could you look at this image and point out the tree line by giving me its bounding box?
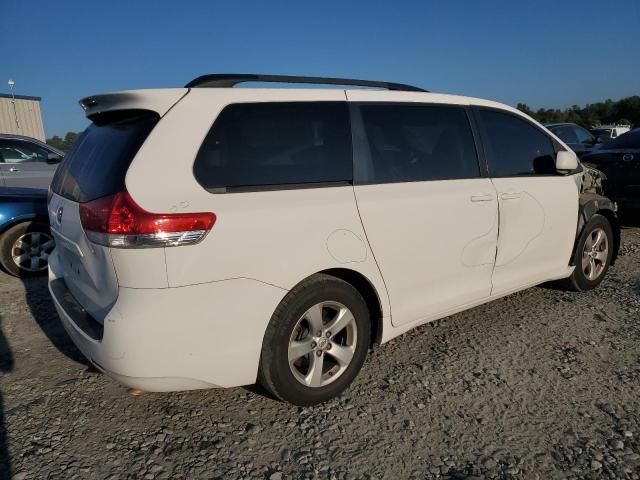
[46,131,80,152]
[516,95,639,128]
[46,95,638,152]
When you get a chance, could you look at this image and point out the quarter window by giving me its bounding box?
[479,110,556,176]
[356,104,480,184]
[193,102,352,192]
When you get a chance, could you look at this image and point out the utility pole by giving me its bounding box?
[7,79,20,130]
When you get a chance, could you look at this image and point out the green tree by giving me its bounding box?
[516,103,534,117]
[47,131,80,152]
[46,135,65,151]
[516,96,638,128]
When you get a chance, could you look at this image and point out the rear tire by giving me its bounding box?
[258,274,371,406]
[559,214,613,291]
[0,221,54,277]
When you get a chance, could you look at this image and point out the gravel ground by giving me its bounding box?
[1,225,639,480]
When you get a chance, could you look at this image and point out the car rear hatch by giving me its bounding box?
[48,89,187,321]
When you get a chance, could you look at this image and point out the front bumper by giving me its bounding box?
[48,249,287,391]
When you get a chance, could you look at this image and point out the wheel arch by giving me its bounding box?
[596,208,620,265]
[0,214,48,236]
[572,194,620,266]
[317,268,384,345]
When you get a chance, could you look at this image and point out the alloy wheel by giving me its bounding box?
[288,301,358,388]
[11,231,55,273]
[582,227,608,281]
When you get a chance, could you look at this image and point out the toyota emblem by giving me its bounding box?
[622,153,634,162]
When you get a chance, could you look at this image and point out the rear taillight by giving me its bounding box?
[79,192,216,248]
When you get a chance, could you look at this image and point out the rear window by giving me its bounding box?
[51,110,159,202]
[193,102,352,192]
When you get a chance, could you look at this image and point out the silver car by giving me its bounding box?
[0,134,64,189]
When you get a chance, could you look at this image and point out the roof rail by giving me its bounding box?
[185,74,427,92]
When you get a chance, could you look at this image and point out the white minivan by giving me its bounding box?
[48,74,620,405]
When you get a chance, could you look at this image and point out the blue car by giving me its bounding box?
[0,187,54,276]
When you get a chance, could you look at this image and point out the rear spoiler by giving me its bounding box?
[79,89,188,119]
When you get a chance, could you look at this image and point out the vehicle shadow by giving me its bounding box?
[620,210,640,228]
[0,313,14,479]
[243,382,278,402]
[21,276,89,367]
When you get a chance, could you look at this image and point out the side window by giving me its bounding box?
[553,125,578,144]
[193,102,352,192]
[478,110,556,176]
[0,140,49,164]
[356,104,479,184]
[573,126,594,144]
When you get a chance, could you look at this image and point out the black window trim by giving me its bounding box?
[350,101,486,186]
[193,100,355,194]
[209,180,353,194]
[471,106,582,178]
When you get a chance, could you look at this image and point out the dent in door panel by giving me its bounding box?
[461,208,499,267]
[495,192,545,266]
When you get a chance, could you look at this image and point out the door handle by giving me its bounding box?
[8,167,20,172]
[470,193,495,202]
[500,192,522,200]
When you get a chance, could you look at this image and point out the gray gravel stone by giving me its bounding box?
[1,226,640,479]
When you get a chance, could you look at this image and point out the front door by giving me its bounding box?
[475,108,579,295]
[0,139,59,189]
[349,100,498,327]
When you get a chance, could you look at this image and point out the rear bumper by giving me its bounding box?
[48,249,287,391]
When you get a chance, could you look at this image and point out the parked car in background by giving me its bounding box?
[0,134,64,189]
[0,187,54,276]
[545,122,600,158]
[48,74,619,405]
[590,124,631,142]
[582,128,640,212]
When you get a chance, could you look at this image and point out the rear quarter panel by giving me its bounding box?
[124,89,391,317]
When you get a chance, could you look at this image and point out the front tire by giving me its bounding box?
[560,214,613,291]
[258,274,371,406]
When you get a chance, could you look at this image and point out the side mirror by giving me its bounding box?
[556,150,578,171]
[47,152,63,164]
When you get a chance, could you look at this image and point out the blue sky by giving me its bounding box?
[2,0,639,137]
